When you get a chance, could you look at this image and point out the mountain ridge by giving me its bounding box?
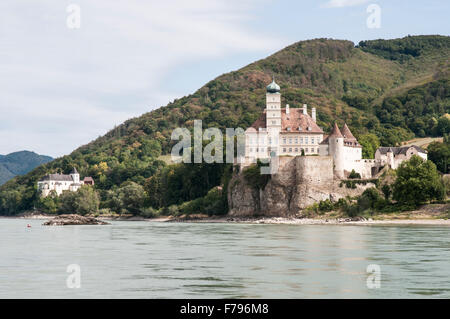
[0,151,53,185]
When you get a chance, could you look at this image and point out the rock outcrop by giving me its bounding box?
[43,214,109,226]
[228,156,375,217]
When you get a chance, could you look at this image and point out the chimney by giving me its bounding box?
[286,104,290,114]
[303,104,307,115]
[312,107,316,122]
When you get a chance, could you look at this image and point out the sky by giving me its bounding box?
[0,0,449,158]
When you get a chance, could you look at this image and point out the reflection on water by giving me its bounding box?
[1,219,450,298]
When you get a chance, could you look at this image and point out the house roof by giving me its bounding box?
[377,145,427,155]
[341,123,356,141]
[83,177,94,182]
[40,174,73,182]
[248,108,323,134]
[320,123,343,144]
[319,123,361,148]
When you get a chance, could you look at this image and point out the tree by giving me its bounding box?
[116,182,146,215]
[427,140,450,173]
[393,155,445,205]
[358,133,380,158]
[59,186,100,215]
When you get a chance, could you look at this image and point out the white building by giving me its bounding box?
[244,79,324,162]
[242,79,428,179]
[319,122,364,178]
[375,145,427,169]
[37,168,93,197]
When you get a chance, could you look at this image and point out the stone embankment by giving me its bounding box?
[228,156,375,217]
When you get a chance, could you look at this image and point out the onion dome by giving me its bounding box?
[266,79,280,93]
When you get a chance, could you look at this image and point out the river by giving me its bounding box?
[1,219,450,298]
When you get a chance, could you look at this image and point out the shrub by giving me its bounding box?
[348,169,361,179]
[393,155,445,205]
[243,160,270,190]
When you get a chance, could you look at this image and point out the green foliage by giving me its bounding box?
[243,161,270,190]
[348,169,361,179]
[358,35,450,62]
[376,80,450,138]
[0,151,53,185]
[358,133,380,158]
[179,186,227,216]
[318,199,334,212]
[393,155,445,205]
[59,186,100,215]
[427,137,450,173]
[381,184,392,200]
[341,179,379,189]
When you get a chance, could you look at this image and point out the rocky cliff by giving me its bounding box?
[228,156,374,217]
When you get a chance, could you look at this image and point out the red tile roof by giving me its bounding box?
[320,123,361,148]
[249,108,323,134]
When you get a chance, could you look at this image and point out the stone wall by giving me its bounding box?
[228,156,375,217]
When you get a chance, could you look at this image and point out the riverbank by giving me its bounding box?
[2,203,449,225]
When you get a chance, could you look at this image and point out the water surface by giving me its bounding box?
[1,219,450,298]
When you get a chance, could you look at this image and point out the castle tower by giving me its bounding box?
[386,147,394,169]
[265,78,281,134]
[328,123,345,178]
[70,167,80,184]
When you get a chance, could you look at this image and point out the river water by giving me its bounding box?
[1,219,450,298]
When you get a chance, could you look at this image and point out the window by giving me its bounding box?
[289,138,292,144]
[305,137,308,144]
[300,138,303,144]
[289,148,292,152]
[272,121,276,124]
[306,148,309,153]
[268,137,272,145]
[295,148,298,152]
[295,138,298,144]
[283,138,286,144]
[283,148,286,152]
[311,138,315,144]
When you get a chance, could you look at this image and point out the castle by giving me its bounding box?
[243,79,427,178]
[37,168,94,197]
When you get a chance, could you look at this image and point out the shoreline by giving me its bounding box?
[2,214,450,226]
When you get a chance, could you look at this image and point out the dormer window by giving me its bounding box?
[298,127,302,131]
[287,127,291,131]
[307,126,312,131]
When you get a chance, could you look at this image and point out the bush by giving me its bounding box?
[348,169,361,179]
[393,155,445,205]
[319,199,334,212]
[59,186,100,215]
[140,207,159,218]
[243,160,270,190]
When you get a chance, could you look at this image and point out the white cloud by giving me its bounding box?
[0,0,282,157]
[322,0,370,8]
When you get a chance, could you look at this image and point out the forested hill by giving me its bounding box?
[0,35,449,215]
[0,151,53,185]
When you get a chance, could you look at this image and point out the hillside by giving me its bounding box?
[0,35,449,216]
[0,151,53,185]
